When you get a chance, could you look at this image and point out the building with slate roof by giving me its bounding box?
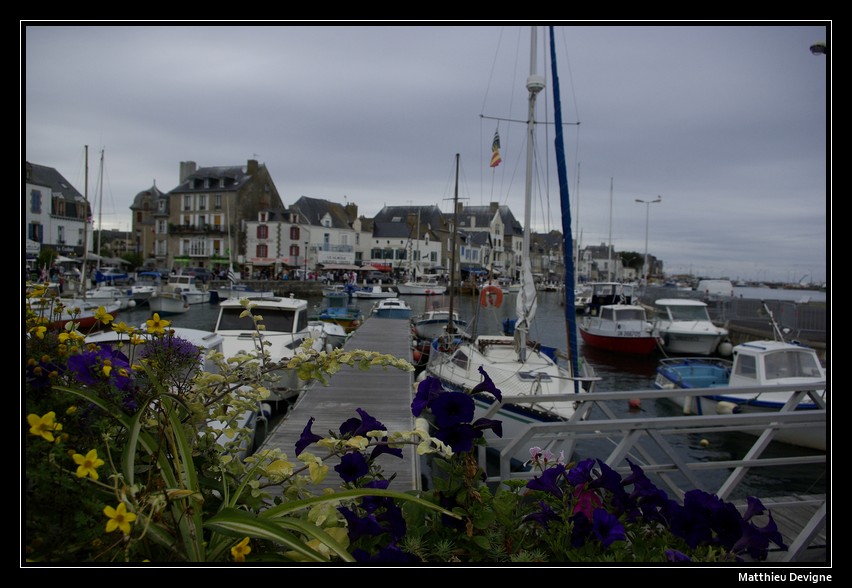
[140,159,286,271]
[357,205,446,274]
[290,196,358,267]
[24,161,91,261]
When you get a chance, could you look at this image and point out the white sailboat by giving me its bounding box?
[395,209,447,295]
[422,27,596,456]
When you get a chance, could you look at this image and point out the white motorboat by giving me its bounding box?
[653,298,729,356]
[163,273,210,305]
[654,339,826,451]
[352,285,397,299]
[214,295,326,406]
[85,284,136,310]
[371,298,412,319]
[411,308,468,341]
[395,275,446,296]
[147,290,190,315]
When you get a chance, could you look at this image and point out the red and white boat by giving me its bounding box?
[579,303,661,355]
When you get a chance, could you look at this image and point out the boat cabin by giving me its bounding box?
[215,297,309,334]
[585,282,638,315]
[728,340,825,387]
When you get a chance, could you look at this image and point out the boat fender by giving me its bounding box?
[715,401,740,415]
[480,285,504,309]
[128,300,136,308]
[683,394,695,415]
[717,340,733,357]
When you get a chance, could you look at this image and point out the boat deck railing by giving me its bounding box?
[476,382,827,561]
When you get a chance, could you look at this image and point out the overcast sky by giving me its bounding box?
[23,23,829,284]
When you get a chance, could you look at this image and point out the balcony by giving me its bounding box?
[317,244,353,253]
[169,223,225,235]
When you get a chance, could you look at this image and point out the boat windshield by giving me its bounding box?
[614,308,645,321]
[663,304,711,321]
[217,306,298,333]
[763,350,824,380]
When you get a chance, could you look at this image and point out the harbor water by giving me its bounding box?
[115,285,828,499]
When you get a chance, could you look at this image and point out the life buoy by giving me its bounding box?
[480,285,504,308]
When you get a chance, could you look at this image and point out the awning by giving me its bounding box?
[321,264,361,270]
[361,264,392,272]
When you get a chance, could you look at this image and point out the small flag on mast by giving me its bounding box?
[227,267,238,284]
[490,130,502,168]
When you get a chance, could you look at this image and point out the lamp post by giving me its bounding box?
[304,241,309,280]
[635,196,661,284]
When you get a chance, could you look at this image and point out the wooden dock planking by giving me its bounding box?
[258,314,418,495]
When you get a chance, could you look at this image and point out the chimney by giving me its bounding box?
[247,159,259,174]
[490,201,499,213]
[179,161,197,183]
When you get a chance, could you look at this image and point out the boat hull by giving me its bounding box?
[395,283,447,295]
[659,330,725,356]
[148,293,190,315]
[578,327,659,355]
[654,362,825,451]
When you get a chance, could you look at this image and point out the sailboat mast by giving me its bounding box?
[519,26,545,362]
[447,153,460,335]
[607,177,613,281]
[95,149,104,271]
[81,145,89,299]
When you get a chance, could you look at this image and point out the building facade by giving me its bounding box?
[24,161,91,262]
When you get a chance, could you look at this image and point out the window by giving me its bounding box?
[290,244,300,257]
[371,248,382,259]
[214,215,222,231]
[215,194,222,210]
[256,244,268,258]
[430,251,437,262]
[158,199,167,213]
[290,226,300,240]
[259,212,268,223]
[57,226,65,244]
[31,190,42,214]
[734,355,757,379]
[198,194,207,210]
[183,195,192,211]
[156,220,167,234]
[323,233,330,248]
[77,228,84,246]
[198,215,206,229]
[355,233,360,245]
[257,225,269,239]
[29,223,43,242]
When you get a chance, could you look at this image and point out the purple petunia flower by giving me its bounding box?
[526,463,567,499]
[472,417,502,438]
[591,508,626,547]
[295,417,322,456]
[335,451,370,483]
[411,376,445,416]
[338,505,384,542]
[433,423,480,453]
[471,366,502,402]
[429,391,474,428]
[523,501,560,529]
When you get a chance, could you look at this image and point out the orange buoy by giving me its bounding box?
[628,398,642,410]
[479,285,504,309]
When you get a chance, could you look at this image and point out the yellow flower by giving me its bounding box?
[104,502,137,535]
[102,359,113,377]
[94,306,114,325]
[231,536,251,562]
[27,412,63,442]
[73,449,105,480]
[29,325,47,339]
[58,330,85,344]
[111,321,135,335]
[146,313,170,335]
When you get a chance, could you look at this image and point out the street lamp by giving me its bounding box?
[304,241,309,279]
[635,196,662,284]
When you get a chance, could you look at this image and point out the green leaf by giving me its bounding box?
[206,508,335,562]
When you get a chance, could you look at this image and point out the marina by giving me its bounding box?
[103,285,828,564]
